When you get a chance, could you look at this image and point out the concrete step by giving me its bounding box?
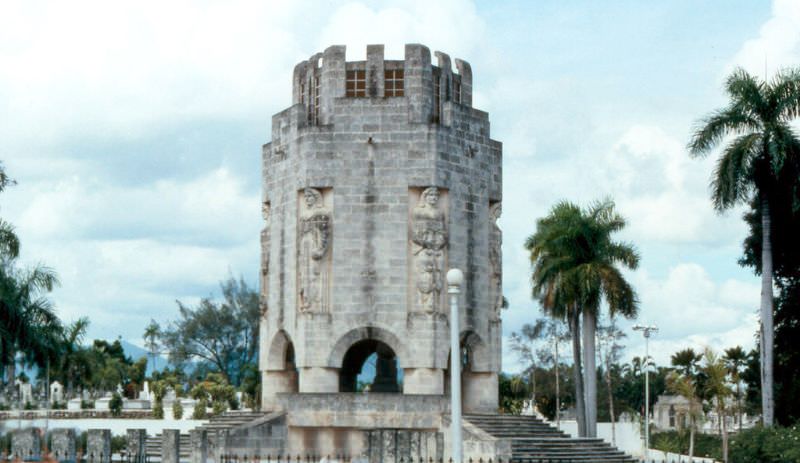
[464,414,636,463]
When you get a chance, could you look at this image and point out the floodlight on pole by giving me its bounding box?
[447,268,464,463]
[632,324,658,458]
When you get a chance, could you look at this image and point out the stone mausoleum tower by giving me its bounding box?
[258,44,502,453]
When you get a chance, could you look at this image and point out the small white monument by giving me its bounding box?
[50,381,64,404]
[15,380,33,406]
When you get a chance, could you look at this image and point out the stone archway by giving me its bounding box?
[339,339,401,393]
[328,326,408,394]
[262,330,298,408]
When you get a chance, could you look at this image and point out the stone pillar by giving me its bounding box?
[319,45,346,125]
[189,429,208,463]
[454,59,472,107]
[11,428,41,461]
[50,428,76,462]
[86,429,111,463]
[366,45,385,98]
[404,44,433,124]
[161,429,180,463]
[126,429,147,463]
[214,429,229,463]
[462,372,499,414]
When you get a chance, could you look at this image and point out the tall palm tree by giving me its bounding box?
[671,348,702,377]
[526,199,639,437]
[688,67,800,426]
[723,346,747,432]
[0,265,61,384]
[59,317,89,397]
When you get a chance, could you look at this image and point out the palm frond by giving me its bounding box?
[711,132,761,210]
[688,107,761,156]
[0,219,20,260]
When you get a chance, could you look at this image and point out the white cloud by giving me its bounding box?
[729,0,800,77]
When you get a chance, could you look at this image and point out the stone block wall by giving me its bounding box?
[87,429,111,463]
[50,428,76,462]
[260,44,502,414]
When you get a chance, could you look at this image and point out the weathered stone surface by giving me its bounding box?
[50,428,76,462]
[11,428,40,461]
[260,44,502,412]
[161,429,180,463]
[126,429,147,463]
[86,429,110,463]
[189,429,207,463]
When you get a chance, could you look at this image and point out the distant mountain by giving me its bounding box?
[119,340,170,376]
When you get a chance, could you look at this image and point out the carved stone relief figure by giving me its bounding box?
[298,188,331,313]
[489,202,503,317]
[411,187,448,313]
[260,201,271,317]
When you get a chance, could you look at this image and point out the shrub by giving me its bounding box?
[153,402,164,419]
[0,433,12,454]
[212,400,226,416]
[110,435,126,454]
[650,430,722,460]
[730,425,800,463]
[51,400,67,410]
[109,393,123,417]
[192,398,207,420]
[173,400,183,420]
[81,400,94,409]
[78,431,88,454]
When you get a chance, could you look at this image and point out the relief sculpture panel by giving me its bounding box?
[489,202,503,319]
[298,188,332,313]
[260,201,271,317]
[410,187,448,313]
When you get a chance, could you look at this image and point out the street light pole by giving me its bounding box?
[447,268,464,463]
[632,324,658,459]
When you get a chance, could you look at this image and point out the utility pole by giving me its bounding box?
[447,268,464,463]
[632,324,658,459]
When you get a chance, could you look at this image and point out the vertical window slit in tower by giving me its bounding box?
[315,76,320,122]
[433,72,441,124]
[453,79,461,104]
[346,70,366,97]
[385,69,404,97]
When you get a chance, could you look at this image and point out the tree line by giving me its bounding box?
[508,67,800,463]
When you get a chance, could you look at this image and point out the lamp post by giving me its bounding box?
[447,268,464,463]
[632,324,658,459]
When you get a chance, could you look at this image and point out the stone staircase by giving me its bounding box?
[464,414,637,462]
[145,411,269,459]
[146,432,191,459]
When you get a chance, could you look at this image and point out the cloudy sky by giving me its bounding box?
[1,0,795,371]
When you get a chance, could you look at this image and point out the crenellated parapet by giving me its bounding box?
[289,44,473,127]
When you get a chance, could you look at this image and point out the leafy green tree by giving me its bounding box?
[688,67,800,425]
[143,319,161,373]
[109,392,123,417]
[667,368,703,460]
[739,142,800,425]
[525,199,639,437]
[703,348,733,463]
[0,265,61,385]
[724,346,747,432]
[161,276,259,386]
[597,315,625,445]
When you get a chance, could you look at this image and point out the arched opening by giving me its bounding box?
[339,339,403,393]
[265,330,298,396]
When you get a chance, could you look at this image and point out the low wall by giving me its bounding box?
[0,417,207,435]
[278,393,448,429]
